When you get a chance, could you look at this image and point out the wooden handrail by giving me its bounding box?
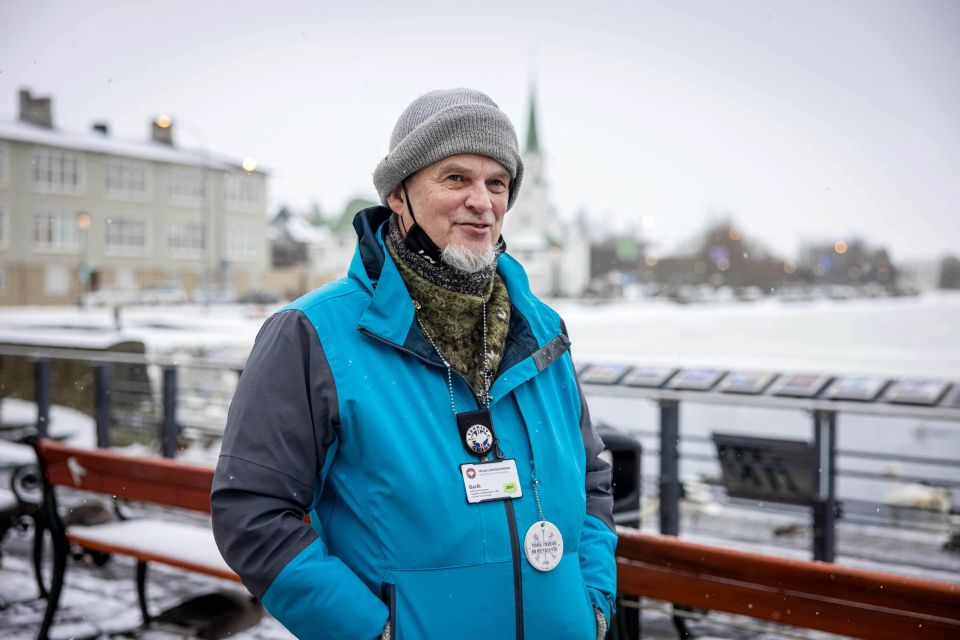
[616,527,960,640]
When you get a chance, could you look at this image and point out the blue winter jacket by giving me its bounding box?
[211,207,617,639]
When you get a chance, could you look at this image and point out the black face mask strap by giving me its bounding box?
[401,180,417,232]
[400,179,443,263]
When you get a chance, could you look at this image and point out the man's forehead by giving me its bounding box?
[430,154,510,178]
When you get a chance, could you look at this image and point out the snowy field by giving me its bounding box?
[558,290,960,380]
[2,290,959,376]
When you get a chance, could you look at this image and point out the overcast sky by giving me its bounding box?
[1,0,957,262]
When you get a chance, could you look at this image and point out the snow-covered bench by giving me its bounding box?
[30,438,240,640]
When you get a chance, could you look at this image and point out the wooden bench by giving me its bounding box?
[616,527,960,640]
[30,438,240,640]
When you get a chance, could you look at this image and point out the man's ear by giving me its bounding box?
[386,185,406,215]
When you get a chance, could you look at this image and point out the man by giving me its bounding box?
[211,88,617,639]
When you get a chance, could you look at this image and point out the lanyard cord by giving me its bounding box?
[417,298,547,518]
[414,299,491,410]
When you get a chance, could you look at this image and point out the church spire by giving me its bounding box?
[525,83,540,154]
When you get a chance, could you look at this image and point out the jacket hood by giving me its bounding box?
[351,206,393,288]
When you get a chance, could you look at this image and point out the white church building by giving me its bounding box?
[503,88,590,298]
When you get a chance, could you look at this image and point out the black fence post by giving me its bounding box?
[659,399,681,536]
[94,363,111,448]
[161,366,178,458]
[34,358,51,438]
[812,409,838,562]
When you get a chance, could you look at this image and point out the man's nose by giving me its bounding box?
[464,182,493,213]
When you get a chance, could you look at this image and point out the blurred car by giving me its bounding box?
[136,283,189,305]
[237,289,280,305]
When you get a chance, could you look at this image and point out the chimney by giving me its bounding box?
[151,117,174,146]
[92,122,110,136]
[19,89,53,128]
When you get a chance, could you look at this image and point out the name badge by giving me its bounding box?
[460,459,523,504]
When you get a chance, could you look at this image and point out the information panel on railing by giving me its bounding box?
[713,433,818,506]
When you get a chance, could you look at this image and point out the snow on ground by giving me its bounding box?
[555,290,960,379]
[1,292,959,380]
[0,303,277,358]
[0,398,96,448]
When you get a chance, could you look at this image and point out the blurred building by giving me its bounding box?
[261,201,360,300]
[796,239,898,290]
[649,222,786,296]
[502,85,590,297]
[0,89,269,305]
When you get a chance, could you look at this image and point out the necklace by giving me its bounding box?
[414,299,492,408]
[415,299,497,458]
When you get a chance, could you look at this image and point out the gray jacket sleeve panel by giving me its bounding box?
[211,309,339,598]
[577,375,615,531]
[559,318,615,531]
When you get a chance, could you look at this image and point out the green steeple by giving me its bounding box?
[525,84,540,154]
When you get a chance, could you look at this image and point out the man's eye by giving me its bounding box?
[446,175,464,182]
[488,180,507,190]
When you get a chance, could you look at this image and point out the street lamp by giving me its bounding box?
[76,210,92,307]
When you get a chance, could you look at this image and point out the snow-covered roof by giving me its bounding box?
[0,118,264,173]
[285,213,330,244]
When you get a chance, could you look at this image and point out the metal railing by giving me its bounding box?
[3,344,958,565]
[584,380,960,562]
[0,345,242,458]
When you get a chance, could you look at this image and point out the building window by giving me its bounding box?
[44,265,70,295]
[105,217,148,255]
[168,222,206,257]
[169,167,207,204]
[31,148,84,194]
[224,173,261,211]
[225,224,260,260]
[32,211,79,251]
[105,158,150,200]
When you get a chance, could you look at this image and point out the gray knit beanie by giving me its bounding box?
[373,88,524,209]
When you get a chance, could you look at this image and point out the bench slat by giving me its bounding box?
[618,558,960,640]
[617,530,960,617]
[67,519,239,583]
[38,439,214,513]
[616,530,960,640]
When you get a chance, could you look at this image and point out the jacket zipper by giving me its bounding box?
[504,499,525,639]
[358,325,525,638]
[380,582,396,638]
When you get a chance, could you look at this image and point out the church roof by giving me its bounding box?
[525,85,540,155]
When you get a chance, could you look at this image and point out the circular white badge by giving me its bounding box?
[524,520,563,572]
[465,423,493,455]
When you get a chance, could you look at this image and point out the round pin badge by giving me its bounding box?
[464,423,493,455]
[524,520,563,572]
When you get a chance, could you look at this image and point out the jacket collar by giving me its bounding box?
[349,207,569,397]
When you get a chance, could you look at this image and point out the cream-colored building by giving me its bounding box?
[0,90,268,305]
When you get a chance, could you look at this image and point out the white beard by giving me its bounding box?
[441,242,499,273]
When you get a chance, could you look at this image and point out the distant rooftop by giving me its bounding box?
[0,117,263,173]
[0,89,265,173]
